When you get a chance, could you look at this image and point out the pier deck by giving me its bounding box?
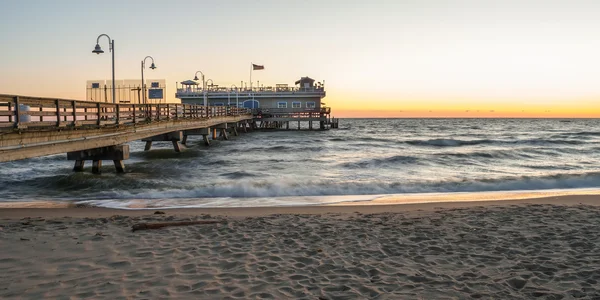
[0,94,252,163]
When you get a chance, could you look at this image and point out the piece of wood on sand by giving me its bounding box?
[131,220,222,232]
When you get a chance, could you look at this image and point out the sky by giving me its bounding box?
[2,0,600,117]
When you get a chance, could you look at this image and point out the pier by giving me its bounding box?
[0,94,252,173]
[176,76,338,130]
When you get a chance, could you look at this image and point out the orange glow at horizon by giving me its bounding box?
[327,95,600,118]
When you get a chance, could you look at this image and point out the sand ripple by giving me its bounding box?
[1,205,600,299]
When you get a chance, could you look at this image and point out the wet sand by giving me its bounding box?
[1,195,600,299]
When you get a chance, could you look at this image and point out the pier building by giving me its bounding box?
[175,76,338,130]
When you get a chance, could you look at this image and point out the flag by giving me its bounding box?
[252,64,265,70]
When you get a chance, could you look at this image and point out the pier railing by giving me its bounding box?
[0,95,250,131]
[176,86,326,98]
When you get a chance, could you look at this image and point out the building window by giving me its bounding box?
[91,83,100,89]
[292,101,301,108]
[277,101,287,108]
[306,101,316,108]
[151,82,160,88]
[214,102,224,106]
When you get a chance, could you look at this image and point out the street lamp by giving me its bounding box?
[230,84,238,107]
[193,71,206,106]
[141,56,156,104]
[92,34,116,103]
[206,79,214,90]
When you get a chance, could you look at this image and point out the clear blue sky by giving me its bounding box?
[2,0,600,117]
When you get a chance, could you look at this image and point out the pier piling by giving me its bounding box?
[67,145,129,174]
[73,160,85,172]
[142,132,183,152]
[92,160,102,174]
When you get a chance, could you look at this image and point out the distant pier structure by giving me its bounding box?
[175,76,338,130]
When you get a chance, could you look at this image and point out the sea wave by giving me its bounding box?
[340,155,421,168]
[403,138,588,147]
[66,171,600,202]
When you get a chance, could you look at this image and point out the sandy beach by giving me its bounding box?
[1,195,600,299]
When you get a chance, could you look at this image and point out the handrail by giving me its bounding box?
[176,86,325,94]
[0,94,251,131]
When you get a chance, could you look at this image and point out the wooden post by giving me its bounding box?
[182,135,188,145]
[73,160,85,172]
[113,160,125,173]
[202,134,211,146]
[72,100,77,126]
[220,128,229,140]
[96,102,101,126]
[212,128,217,140]
[167,104,170,120]
[8,100,12,123]
[40,106,43,122]
[115,104,120,125]
[172,141,182,152]
[56,99,61,127]
[156,104,161,120]
[13,96,20,128]
[144,141,152,151]
[132,105,136,123]
[92,160,102,174]
[84,108,88,121]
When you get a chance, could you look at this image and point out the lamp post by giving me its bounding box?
[141,56,156,104]
[92,34,116,103]
[193,71,206,106]
[230,84,238,107]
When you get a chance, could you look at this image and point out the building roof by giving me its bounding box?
[295,76,315,85]
[181,80,199,86]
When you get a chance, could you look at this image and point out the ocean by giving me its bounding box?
[2,118,600,208]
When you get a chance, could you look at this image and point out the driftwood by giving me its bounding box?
[131,220,222,232]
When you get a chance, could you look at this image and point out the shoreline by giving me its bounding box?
[1,194,599,219]
[2,195,600,298]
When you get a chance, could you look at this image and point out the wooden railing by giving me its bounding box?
[250,107,331,114]
[0,95,251,131]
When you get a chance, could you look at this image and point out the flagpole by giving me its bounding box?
[249,62,252,93]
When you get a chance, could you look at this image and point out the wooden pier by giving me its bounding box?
[0,93,339,173]
[254,107,339,130]
[0,94,252,172]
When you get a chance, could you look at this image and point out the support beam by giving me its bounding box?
[220,128,229,140]
[113,160,125,173]
[184,128,210,136]
[172,141,182,152]
[227,123,239,136]
[182,135,188,145]
[202,134,211,146]
[92,160,102,174]
[142,131,183,152]
[67,145,130,174]
[230,126,238,136]
[73,160,85,172]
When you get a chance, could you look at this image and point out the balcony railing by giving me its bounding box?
[176,86,325,97]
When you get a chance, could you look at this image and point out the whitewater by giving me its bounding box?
[2,118,600,208]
